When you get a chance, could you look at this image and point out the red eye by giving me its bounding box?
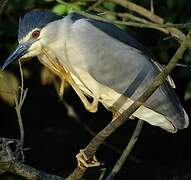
[32,30,40,38]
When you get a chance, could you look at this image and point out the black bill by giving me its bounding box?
[2,44,28,70]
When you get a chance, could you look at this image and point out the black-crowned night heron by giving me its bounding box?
[2,10,189,133]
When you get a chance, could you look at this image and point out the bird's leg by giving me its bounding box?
[59,79,65,100]
[112,112,120,120]
[109,106,121,121]
[111,108,136,121]
[41,47,99,112]
[76,149,100,169]
[66,73,99,113]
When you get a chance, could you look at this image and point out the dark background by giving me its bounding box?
[0,0,191,179]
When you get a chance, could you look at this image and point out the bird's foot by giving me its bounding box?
[84,97,99,113]
[59,79,65,99]
[76,149,100,169]
[112,111,121,121]
[86,103,98,113]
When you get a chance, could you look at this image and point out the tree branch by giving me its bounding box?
[105,120,144,180]
[109,0,188,45]
[110,0,164,23]
[0,138,65,180]
[9,160,65,180]
[87,0,105,11]
[76,10,190,29]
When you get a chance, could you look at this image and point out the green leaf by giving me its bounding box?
[102,13,117,21]
[52,3,82,15]
[102,2,116,11]
[52,4,67,15]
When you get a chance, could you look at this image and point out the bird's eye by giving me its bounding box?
[32,30,40,38]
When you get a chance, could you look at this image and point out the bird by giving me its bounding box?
[2,10,189,133]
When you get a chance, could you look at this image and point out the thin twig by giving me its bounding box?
[93,9,171,34]
[150,0,154,14]
[0,72,25,145]
[18,60,24,107]
[0,62,27,159]
[105,120,144,180]
[94,8,156,24]
[87,0,104,11]
[15,60,26,146]
[76,11,191,29]
[98,168,106,180]
[110,0,164,23]
[67,28,191,180]
[109,0,187,45]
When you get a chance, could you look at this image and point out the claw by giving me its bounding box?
[76,149,100,169]
[86,102,98,113]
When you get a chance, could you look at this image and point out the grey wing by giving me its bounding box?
[69,13,189,130]
[70,13,175,88]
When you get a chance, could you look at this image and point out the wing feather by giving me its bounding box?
[67,13,188,130]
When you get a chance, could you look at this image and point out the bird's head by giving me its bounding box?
[2,10,61,70]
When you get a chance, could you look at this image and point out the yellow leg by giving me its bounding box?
[108,106,121,121]
[67,73,99,113]
[112,110,136,121]
[112,112,120,120]
[59,79,65,99]
[41,47,99,113]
